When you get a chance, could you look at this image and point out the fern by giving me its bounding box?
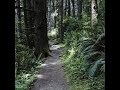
[88,58,105,78]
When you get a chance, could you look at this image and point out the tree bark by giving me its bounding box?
[77,0,83,19]
[64,0,68,16]
[23,0,35,48]
[16,0,21,39]
[33,0,50,58]
[91,0,98,28]
[53,0,57,28]
[60,0,64,42]
[48,0,52,31]
[68,0,71,16]
[71,0,75,17]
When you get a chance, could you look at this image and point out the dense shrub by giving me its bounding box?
[61,29,105,90]
[63,17,81,32]
[15,30,43,90]
[15,44,43,90]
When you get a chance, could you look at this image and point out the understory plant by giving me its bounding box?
[61,22,105,90]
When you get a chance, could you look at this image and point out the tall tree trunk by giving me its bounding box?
[53,0,57,28]
[48,0,52,31]
[23,0,28,45]
[64,0,68,16]
[91,0,98,28]
[58,0,61,37]
[60,0,64,42]
[54,16,57,28]
[16,0,21,39]
[68,0,71,16]
[71,0,75,17]
[34,0,50,58]
[23,0,35,48]
[77,0,83,19]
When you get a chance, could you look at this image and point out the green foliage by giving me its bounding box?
[15,59,42,90]
[15,72,36,90]
[61,29,105,90]
[70,76,104,90]
[82,12,91,30]
[63,17,81,32]
[48,28,60,44]
[88,58,105,77]
[15,45,43,90]
[15,30,43,90]
[15,45,35,72]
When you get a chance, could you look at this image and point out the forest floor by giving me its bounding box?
[30,42,69,90]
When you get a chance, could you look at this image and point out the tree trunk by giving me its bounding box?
[64,0,68,16]
[23,0,28,45]
[53,0,57,28]
[71,0,75,17]
[54,16,57,28]
[60,0,64,42]
[58,0,61,37]
[34,0,50,58]
[77,0,83,19]
[91,0,98,28]
[16,0,21,39]
[23,0,35,48]
[68,0,71,16]
[48,0,52,31]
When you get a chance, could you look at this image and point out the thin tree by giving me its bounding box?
[64,0,68,16]
[71,0,75,17]
[60,0,64,42]
[16,0,22,39]
[77,0,83,19]
[68,0,71,16]
[53,0,57,28]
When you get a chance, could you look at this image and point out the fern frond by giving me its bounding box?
[88,58,105,77]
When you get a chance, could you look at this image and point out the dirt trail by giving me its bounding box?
[30,44,69,90]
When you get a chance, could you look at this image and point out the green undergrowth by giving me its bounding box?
[15,60,42,90]
[61,30,105,90]
[48,28,60,44]
[15,44,44,90]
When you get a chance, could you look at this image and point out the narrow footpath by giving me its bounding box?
[30,44,69,90]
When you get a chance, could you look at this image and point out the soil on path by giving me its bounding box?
[30,44,69,90]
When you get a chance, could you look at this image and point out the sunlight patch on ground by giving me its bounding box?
[37,74,45,79]
[40,63,48,67]
[49,60,60,65]
[50,45,61,50]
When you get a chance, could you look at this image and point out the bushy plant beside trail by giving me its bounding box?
[15,41,44,90]
[61,30,105,90]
